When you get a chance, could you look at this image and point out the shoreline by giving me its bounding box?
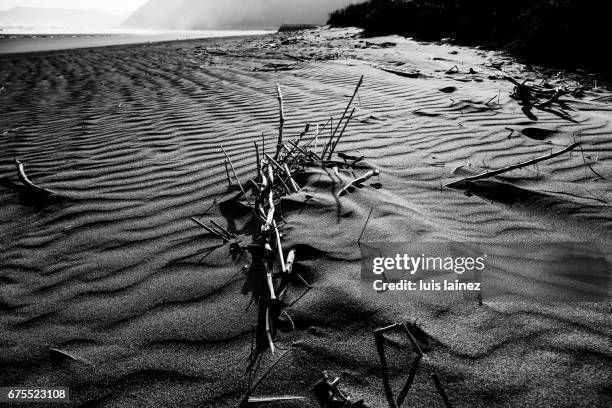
[0,29,274,55]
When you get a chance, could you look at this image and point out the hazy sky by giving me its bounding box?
[0,0,148,14]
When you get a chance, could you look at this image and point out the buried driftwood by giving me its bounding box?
[49,347,93,366]
[446,143,580,189]
[14,158,57,197]
[338,169,380,196]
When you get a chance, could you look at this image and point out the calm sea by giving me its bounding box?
[0,26,274,54]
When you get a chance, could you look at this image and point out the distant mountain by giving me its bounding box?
[123,0,361,29]
[0,7,125,28]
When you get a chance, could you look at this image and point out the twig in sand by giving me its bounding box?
[49,348,92,365]
[220,146,254,211]
[254,142,261,182]
[191,217,229,242]
[374,322,431,407]
[283,163,300,192]
[14,158,56,196]
[265,307,275,354]
[374,324,400,408]
[396,356,422,407]
[210,220,236,238]
[286,124,310,158]
[285,249,296,274]
[431,373,453,408]
[401,322,425,357]
[358,207,374,244]
[224,160,232,188]
[577,144,609,181]
[238,350,291,408]
[323,75,364,158]
[338,169,381,196]
[446,143,580,189]
[248,396,305,404]
[327,107,356,160]
[274,83,285,160]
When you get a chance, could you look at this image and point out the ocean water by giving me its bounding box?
[0,26,274,54]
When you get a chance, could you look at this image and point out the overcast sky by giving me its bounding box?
[0,0,148,14]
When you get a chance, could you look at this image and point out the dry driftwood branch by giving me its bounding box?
[446,143,580,189]
[431,373,453,408]
[285,249,296,274]
[278,249,296,299]
[264,246,276,300]
[14,158,56,196]
[265,306,275,354]
[274,83,285,160]
[283,163,300,192]
[272,220,286,273]
[263,190,275,232]
[338,169,380,196]
[254,141,261,182]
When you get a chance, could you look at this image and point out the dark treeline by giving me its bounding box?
[328,0,608,77]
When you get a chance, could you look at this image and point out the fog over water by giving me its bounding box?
[123,0,361,29]
[0,0,362,32]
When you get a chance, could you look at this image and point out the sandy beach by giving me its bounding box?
[0,27,611,407]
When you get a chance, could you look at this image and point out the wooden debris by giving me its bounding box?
[14,158,57,196]
[195,76,377,404]
[49,347,92,366]
[338,169,380,196]
[446,143,580,189]
[274,83,285,160]
[313,371,366,408]
[248,395,305,404]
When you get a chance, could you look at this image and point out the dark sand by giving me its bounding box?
[0,27,611,407]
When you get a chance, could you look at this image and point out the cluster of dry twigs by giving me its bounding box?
[505,75,587,121]
[189,75,383,406]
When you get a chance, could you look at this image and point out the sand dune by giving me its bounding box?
[0,28,611,407]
